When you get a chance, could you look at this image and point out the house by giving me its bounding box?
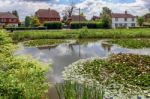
[67,15,87,23]
[111,11,137,28]
[0,12,19,27]
[35,8,60,23]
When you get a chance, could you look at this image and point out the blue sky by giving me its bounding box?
[0,0,149,20]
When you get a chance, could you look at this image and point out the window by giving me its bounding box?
[132,18,134,21]
[124,18,127,21]
[119,23,122,27]
[115,23,118,27]
[115,18,118,21]
[124,23,127,27]
[131,23,135,27]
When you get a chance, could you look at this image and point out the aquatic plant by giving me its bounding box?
[56,81,104,99]
[62,54,150,98]
[108,39,150,48]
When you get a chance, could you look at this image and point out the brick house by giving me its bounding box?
[0,12,19,27]
[111,11,137,28]
[35,8,60,23]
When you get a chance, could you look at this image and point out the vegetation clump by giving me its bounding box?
[62,54,150,97]
[24,39,66,47]
[0,30,49,98]
[108,39,150,48]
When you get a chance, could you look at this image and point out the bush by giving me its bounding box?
[5,27,47,31]
[44,21,62,29]
[70,22,87,29]
[70,22,103,29]
[0,30,49,98]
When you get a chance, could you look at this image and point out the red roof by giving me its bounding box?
[111,13,136,18]
[69,15,87,22]
[35,8,60,18]
[0,12,18,18]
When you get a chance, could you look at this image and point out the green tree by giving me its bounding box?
[101,7,112,28]
[31,16,41,27]
[25,16,32,27]
[137,16,144,26]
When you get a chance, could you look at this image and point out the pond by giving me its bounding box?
[15,39,150,99]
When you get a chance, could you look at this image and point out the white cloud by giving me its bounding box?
[0,0,149,21]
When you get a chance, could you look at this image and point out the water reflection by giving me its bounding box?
[15,40,150,99]
[15,40,150,83]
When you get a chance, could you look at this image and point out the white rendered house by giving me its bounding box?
[112,11,137,28]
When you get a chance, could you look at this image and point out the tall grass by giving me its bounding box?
[56,81,104,99]
[11,28,150,41]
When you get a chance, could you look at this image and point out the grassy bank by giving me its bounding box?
[11,28,150,41]
[108,39,150,48]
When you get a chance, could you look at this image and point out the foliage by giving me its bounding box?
[108,39,150,48]
[0,30,49,98]
[25,16,32,27]
[24,39,66,47]
[56,81,104,99]
[70,22,103,29]
[31,16,41,27]
[44,22,62,29]
[137,17,144,26]
[62,54,150,97]
[101,7,112,28]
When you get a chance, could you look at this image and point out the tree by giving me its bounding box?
[62,0,76,21]
[137,16,144,26]
[12,10,19,18]
[101,7,112,28]
[31,16,41,27]
[25,16,32,27]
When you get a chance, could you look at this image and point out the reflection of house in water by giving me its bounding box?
[101,42,113,52]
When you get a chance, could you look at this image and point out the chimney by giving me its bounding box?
[125,11,127,14]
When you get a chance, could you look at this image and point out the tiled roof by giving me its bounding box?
[69,15,86,22]
[112,13,136,18]
[0,12,18,18]
[35,8,60,18]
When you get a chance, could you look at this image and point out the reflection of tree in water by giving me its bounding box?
[68,43,81,57]
[101,42,113,52]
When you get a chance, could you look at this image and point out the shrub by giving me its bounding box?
[70,22,103,29]
[0,30,49,98]
[70,22,87,29]
[44,21,62,29]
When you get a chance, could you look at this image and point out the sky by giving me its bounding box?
[0,0,150,21]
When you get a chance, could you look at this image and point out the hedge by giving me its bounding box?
[70,22,103,29]
[44,21,62,29]
[5,27,47,31]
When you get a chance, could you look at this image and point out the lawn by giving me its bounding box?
[11,28,150,41]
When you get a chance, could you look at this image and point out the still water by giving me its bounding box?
[15,39,150,99]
